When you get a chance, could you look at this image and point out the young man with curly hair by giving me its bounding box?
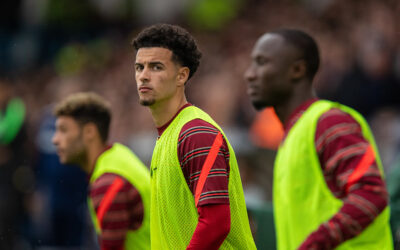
[132,24,256,249]
[244,29,393,249]
[52,92,151,250]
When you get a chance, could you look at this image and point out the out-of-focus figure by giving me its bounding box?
[0,79,33,249]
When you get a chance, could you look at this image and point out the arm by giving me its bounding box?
[178,119,231,249]
[186,204,231,249]
[90,173,144,250]
[299,109,388,249]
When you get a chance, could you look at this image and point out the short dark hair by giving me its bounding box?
[270,29,320,80]
[54,92,111,142]
[132,23,202,80]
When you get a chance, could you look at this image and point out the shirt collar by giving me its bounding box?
[156,103,192,136]
[283,98,319,136]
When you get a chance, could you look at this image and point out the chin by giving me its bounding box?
[58,153,74,165]
[251,100,269,111]
[139,99,155,106]
[63,157,80,166]
[58,157,68,164]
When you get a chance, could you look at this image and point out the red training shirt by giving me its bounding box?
[283,99,388,249]
[157,103,231,249]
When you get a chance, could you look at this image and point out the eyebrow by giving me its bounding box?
[135,61,164,66]
[55,123,64,130]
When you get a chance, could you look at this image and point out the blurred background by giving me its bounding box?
[0,0,399,249]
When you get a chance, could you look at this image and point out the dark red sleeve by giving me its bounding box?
[178,119,230,205]
[90,173,144,250]
[178,119,231,247]
[299,109,389,249]
[187,204,231,249]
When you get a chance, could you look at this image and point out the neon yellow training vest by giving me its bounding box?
[150,106,256,249]
[274,100,393,249]
[89,143,151,250]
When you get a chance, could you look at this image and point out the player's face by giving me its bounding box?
[135,47,182,107]
[52,116,86,165]
[244,34,294,110]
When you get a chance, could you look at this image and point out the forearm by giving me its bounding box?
[187,204,231,250]
[308,109,389,249]
[91,174,143,250]
[299,182,388,249]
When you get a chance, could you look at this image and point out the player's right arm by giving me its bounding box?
[178,119,231,249]
[299,109,388,249]
[90,173,144,250]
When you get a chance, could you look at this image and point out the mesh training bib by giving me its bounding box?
[274,100,393,249]
[89,143,151,250]
[150,106,256,249]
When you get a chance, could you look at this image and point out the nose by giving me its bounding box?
[244,65,256,83]
[52,133,59,146]
[137,67,150,84]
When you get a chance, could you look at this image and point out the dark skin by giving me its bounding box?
[244,33,316,125]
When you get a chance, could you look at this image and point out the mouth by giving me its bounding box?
[56,148,63,156]
[138,86,152,93]
[247,86,258,96]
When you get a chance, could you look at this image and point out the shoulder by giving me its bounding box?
[178,119,229,159]
[317,108,361,132]
[179,119,220,143]
[90,173,137,200]
[315,108,365,153]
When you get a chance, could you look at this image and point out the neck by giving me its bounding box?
[149,91,188,127]
[274,80,315,125]
[82,142,108,174]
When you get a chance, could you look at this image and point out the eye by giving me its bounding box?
[256,56,268,65]
[135,64,143,72]
[152,64,163,71]
[59,126,67,133]
[55,126,64,135]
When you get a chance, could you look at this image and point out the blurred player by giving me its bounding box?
[132,23,256,249]
[244,28,393,249]
[52,92,150,249]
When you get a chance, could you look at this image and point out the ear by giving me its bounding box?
[177,67,190,86]
[82,123,98,142]
[290,60,307,81]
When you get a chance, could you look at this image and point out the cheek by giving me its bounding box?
[158,75,175,92]
[62,136,73,151]
[67,137,83,157]
[260,73,282,98]
[258,69,273,89]
[57,134,67,146]
[65,132,80,148]
[263,67,282,84]
[134,73,139,83]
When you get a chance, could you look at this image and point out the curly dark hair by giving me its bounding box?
[54,92,111,142]
[132,23,202,80]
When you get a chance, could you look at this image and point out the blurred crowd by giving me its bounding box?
[1,0,399,249]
